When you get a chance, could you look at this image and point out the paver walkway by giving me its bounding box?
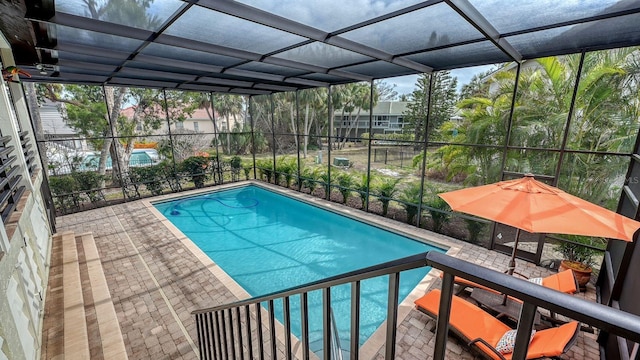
[54,182,599,359]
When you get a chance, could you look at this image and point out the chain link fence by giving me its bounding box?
[372,147,421,168]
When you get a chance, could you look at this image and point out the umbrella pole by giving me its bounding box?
[507,228,521,276]
[503,228,522,305]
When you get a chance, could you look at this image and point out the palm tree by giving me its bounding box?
[255,158,274,183]
[559,50,638,204]
[299,88,327,157]
[447,50,639,198]
[272,92,298,153]
[424,197,451,233]
[335,173,355,204]
[464,218,487,244]
[276,157,297,188]
[301,167,321,194]
[373,177,400,216]
[215,94,244,154]
[454,73,513,184]
[332,83,377,149]
[398,182,422,225]
[318,171,331,198]
[250,95,272,135]
[509,58,572,150]
[507,51,638,204]
[355,173,372,209]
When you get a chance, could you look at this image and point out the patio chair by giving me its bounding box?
[414,289,579,360]
[443,269,578,295]
[444,270,580,330]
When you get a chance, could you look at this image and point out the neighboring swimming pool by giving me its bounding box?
[153,185,445,352]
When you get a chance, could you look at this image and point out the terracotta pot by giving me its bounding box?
[559,260,592,289]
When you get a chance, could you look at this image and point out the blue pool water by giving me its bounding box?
[154,185,444,351]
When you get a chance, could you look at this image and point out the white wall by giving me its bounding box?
[0,33,53,360]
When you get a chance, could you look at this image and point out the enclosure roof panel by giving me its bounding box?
[8,0,640,94]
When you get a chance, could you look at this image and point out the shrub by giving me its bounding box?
[300,167,321,193]
[293,165,304,189]
[255,158,274,183]
[335,173,355,204]
[372,133,413,142]
[398,182,422,225]
[242,161,253,180]
[49,175,81,211]
[179,156,210,188]
[71,171,105,203]
[355,173,372,209]
[224,156,244,182]
[49,175,78,195]
[230,156,242,169]
[318,170,331,196]
[373,177,400,216]
[360,133,370,146]
[160,162,182,192]
[464,218,487,244]
[130,164,166,196]
[276,157,297,188]
[424,197,451,233]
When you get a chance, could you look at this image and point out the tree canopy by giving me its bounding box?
[403,71,458,143]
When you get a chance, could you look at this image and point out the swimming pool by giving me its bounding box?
[154,185,444,352]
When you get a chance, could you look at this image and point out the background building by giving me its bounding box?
[334,101,409,140]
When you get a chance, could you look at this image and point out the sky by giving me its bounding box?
[386,64,496,97]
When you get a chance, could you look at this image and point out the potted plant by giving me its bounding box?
[554,235,605,289]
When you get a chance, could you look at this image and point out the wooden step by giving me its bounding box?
[61,231,90,360]
[41,232,65,359]
[78,232,128,360]
[43,231,128,360]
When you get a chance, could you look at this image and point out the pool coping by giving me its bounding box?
[143,180,462,359]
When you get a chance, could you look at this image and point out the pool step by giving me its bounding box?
[309,338,350,360]
[42,231,128,360]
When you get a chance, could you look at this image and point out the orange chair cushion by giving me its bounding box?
[414,289,510,359]
[442,269,577,295]
[541,269,577,294]
[505,322,579,360]
[414,289,580,360]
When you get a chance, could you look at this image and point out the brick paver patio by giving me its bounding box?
[54,182,599,359]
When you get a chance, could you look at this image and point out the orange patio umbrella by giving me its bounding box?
[439,174,640,275]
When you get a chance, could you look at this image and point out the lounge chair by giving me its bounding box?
[414,289,579,360]
[444,269,578,295]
